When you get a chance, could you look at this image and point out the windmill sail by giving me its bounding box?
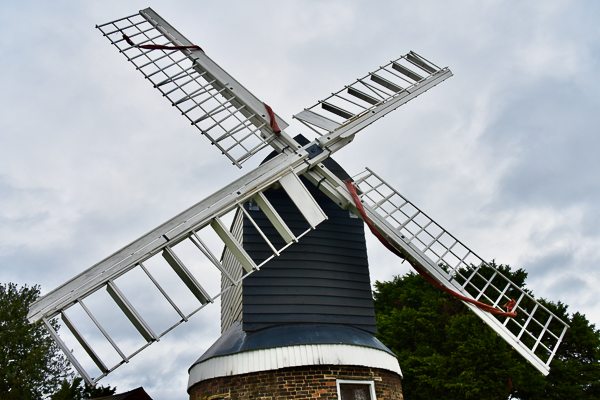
[28,33,452,382]
[293,51,453,147]
[309,166,568,375]
[27,152,328,385]
[96,8,298,167]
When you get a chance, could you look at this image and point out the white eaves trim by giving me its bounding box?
[188,344,401,389]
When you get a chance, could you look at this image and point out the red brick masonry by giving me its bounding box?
[189,364,403,400]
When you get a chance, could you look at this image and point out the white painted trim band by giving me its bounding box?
[188,344,401,389]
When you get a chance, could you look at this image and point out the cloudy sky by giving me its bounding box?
[1,1,599,399]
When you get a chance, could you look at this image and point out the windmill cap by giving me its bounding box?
[191,321,395,369]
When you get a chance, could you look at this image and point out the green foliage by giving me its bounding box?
[0,283,70,400]
[512,301,600,399]
[51,377,116,400]
[0,283,117,400]
[373,264,600,400]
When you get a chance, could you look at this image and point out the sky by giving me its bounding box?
[1,1,600,399]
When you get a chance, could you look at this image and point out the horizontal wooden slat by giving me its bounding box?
[294,109,342,131]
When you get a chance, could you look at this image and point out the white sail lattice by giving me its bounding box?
[96,10,292,167]
[353,168,569,373]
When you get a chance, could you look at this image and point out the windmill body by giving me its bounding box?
[27,7,569,398]
[188,153,402,397]
[233,142,376,335]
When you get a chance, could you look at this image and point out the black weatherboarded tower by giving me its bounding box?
[188,146,403,399]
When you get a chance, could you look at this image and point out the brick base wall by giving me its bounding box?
[189,365,403,400]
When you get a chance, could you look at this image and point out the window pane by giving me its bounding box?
[340,384,371,400]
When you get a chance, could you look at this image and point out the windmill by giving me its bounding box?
[27,7,569,398]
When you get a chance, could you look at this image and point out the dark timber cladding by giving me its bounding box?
[242,172,376,333]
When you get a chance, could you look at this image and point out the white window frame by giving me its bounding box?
[336,379,376,400]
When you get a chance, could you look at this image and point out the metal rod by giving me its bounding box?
[214,115,256,142]
[532,315,554,353]
[147,55,195,78]
[504,291,526,326]
[381,64,414,86]
[474,271,498,301]
[125,36,168,57]
[493,281,513,308]
[435,240,459,266]
[96,13,141,29]
[372,191,397,209]
[78,298,128,362]
[546,326,568,365]
[296,119,326,137]
[174,77,215,105]
[333,93,369,111]
[189,232,236,284]
[43,317,93,385]
[106,280,158,343]
[407,219,433,243]
[422,229,447,256]
[192,94,234,124]
[102,22,152,38]
[162,246,212,304]
[238,204,280,256]
[206,104,247,137]
[517,303,539,340]
[139,262,187,321]
[162,73,206,96]
[137,49,184,70]
[61,311,108,373]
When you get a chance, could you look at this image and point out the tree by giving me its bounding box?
[51,378,116,400]
[373,264,600,400]
[1,283,71,399]
[0,283,116,400]
[511,300,600,399]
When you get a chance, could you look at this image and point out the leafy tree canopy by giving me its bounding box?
[1,283,116,400]
[373,263,600,400]
[1,283,70,399]
[51,377,115,400]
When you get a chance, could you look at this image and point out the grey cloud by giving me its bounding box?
[3,1,600,399]
[521,249,576,279]
[484,79,600,211]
